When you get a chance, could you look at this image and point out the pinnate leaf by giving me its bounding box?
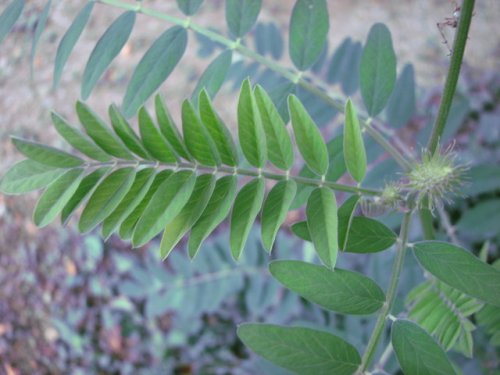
[0,0,24,45]
[261,180,297,252]
[289,0,329,71]
[53,2,94,88]
[188,175,237,258]
[344,217,396,253]
[270,260,385,314]
[182,99,220,166]
[337,195,360,249]
[159,174,216,259]
[392,319,457,375]
[306,187,338,269]
[81,11,135,99]
[122,26,188,118]
[255,85,294,170]
[289,95,328,176]
[12,137,84,168]
[343,99,367,183]
[413,241,500,307]
[132,171,196,247]
[198,90,238,166]
[76,101,133,159]
[79,167,136,233]
[225,0,262,38]
[0,160,65,195]
[101,168,156,239]
[33,168,84,227]
[51,111,111,162]
[238,79,267,168]
[192,50,232,106]
[176,0,203,15]
[109,105,151,160]
[61,167,110,225]
[155,94,191,160]
[119,170,172,240]
[360,23,397,116]
[237,323,361,375]
[139,107,177,163]
[30,0,51,76]
[230,178,265,260]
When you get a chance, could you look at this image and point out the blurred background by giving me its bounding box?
[0,1,499,374]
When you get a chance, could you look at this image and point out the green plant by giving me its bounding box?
[1,0,499,374]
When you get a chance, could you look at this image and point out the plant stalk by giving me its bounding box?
[356,211,412,374]
[82,159,383,196]
[427,0,475,155]
[96,0,411,171]
[420,0,475,240]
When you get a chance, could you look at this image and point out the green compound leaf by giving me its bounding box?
[198,89,238,166]
[182,99,220,166]
[344,217,397,253]
[122,26,188,118]
[289,0,329,71]
[238,79,267,168]
[0,160,65,195]
[360,23,397,116]
[0,0,24,45]
[61,167,110,226]
[188,175,237,258]
[51,111,111,162]
[261,180,297,252]
[81,11,135,99]
[176,0,203,16]
[306,187,338,269]
[406,280,483,356]
[237,323,361,375]
[119,170,172,240]
[12,137,84,168]
[101,168,156,239]
[139,107,177,163]
[255,85,294,170]
[155,94,192,161]
[108,104,151,160]
[192,50,232,106]
[230,178,265,261]
[270,260,385,315]
[413,241,500,307]
[79,167,136,233]
[30,0,51,76]
[225,0,262,38]
[132,171,196,247]
[343,99,367,183]
[33,168,84,227]
[289,94,328,176]
[159,174,216,259]
[76,101,133,159]
[392,319,457,375]
[53,2,94,88]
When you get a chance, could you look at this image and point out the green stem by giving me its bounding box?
[420,0,475,240]
[83,159,383,196]
[427,0,475,155]
[96,0,411,171]
[356,211,412,374]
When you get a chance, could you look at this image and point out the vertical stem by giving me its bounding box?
[356,211,412,374]
[427,0,475,155]
[420,0,475,240]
